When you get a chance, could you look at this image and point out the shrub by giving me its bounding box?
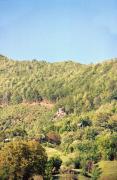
[46,132,61,145]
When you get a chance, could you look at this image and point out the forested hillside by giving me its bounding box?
[0,55,117,179]
[0,55,117,112]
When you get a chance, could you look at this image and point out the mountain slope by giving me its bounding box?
[0,55,117,114]
[0,55,117,179]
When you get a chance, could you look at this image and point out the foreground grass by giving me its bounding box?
[99,161,117,180]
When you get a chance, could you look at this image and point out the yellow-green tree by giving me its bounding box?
[0,140,47,179]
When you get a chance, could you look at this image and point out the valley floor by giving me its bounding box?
[46,147,117,180]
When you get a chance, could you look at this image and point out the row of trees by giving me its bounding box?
[0,88,43,104]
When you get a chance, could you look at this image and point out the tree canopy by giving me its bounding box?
[0,140,47,179]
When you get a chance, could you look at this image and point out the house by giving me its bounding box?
[53,107,66,120]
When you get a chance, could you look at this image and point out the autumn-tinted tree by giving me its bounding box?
[0,140,47,179]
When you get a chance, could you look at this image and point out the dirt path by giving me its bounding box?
[21,100,54,109]
[40,100,54,109]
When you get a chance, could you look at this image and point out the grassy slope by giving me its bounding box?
[45,147,77,165]
[99,161,117,180]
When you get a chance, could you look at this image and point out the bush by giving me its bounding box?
[46,132,61,145]
[74,157,81,169]
[97,132,117,160]
[49,156,62,172]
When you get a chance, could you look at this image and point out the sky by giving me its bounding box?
[0,0,117,63]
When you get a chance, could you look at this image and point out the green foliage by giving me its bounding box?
[0,140,47,179]
[0,56,117,179]
[78,116,92,127]
[0,104,54,138]
[73,157,81,169]
[11,92,23,104]
[97,132,117,160]
[45,160,53,180]
[81,159,88,176]
[91,164,102,180]
[49,156,62,171]
[45,156,62,180]
[23,87,42,102]
[0,56,117,113]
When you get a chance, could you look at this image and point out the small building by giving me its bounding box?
[53,107,66,120]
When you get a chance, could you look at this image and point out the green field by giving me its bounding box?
[99,161,117,180]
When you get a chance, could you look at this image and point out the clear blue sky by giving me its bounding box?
[0,0,117,63]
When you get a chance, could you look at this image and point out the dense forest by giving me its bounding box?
[0,55,117,180]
